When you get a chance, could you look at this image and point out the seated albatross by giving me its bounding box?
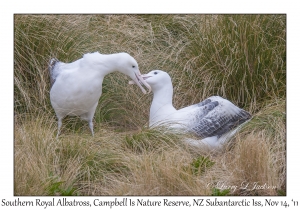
[131,70,251,149]
[49,52,151,137]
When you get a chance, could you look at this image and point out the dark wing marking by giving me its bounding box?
[211,109,251,136]
[48,58,59,87]
[191,102,251,138]
[193,100,219,120]
[197,98,212,107]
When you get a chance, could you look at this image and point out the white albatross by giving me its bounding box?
[49,52,151,137]
[131,70,251,149]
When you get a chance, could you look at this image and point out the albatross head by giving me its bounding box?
[131,70,172,93]
[118,53,151,94]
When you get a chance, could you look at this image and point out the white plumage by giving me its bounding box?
[49,52,151,137]
[138,70,251,149]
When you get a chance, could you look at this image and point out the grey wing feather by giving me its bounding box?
[48,58,61,87]
[191,100,251,138]
[197,98,213,107]
[194,100,219,119]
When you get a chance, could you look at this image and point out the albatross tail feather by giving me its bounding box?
[49,58,59,87]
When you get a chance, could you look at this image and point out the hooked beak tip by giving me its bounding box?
[134,73,152,93]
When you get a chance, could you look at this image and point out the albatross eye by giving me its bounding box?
[154,72,158,75]
[132,65,135,68]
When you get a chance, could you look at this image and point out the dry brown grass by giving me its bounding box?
[211,132,285,196]
[14,107,285,196]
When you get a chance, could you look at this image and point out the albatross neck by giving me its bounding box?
[150,82,177,117]
[92,53,124,77]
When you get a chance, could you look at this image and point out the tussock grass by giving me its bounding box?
[14,14,285,195]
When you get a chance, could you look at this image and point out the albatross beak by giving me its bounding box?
[141,74,152,80]
[129,73,152,94]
